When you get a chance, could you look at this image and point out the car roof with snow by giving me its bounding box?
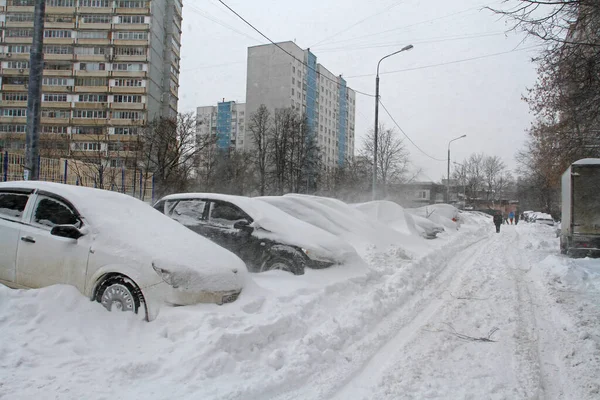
[573,158,600,165]
[0,181,245,274]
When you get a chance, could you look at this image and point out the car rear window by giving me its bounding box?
[0,192,29,220]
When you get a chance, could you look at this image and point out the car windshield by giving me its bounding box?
[2,1,599,400]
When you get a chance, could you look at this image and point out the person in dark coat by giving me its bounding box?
[493,212,503,233]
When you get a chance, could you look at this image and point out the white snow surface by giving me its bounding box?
[260,195,414,258]
[0,182,246,291]
[161,192,359,264]
[407,204,460,231]
[1,214,599,400]
[352,200,418,236]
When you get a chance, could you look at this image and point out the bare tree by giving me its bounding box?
[361,124,410,197]
[247,104,271,195]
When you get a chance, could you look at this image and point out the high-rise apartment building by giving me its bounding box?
[245,41,356,168]
[0,0,182,167]
[196,100,245,151]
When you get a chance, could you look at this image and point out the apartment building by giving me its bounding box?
[245,41,356,169]
[0,0,182,167]
[196,100,245,152]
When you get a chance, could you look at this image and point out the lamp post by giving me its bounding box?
[373,44,413,200]
[447,134,466,203]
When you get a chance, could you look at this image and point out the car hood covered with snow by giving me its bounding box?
[161,193,360,265]
[0,182,245,292]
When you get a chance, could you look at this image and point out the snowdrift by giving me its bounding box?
[406,204,459,231]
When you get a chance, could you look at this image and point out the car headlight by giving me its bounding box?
[152,263,179,288]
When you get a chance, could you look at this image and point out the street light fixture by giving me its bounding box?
[373,44,414,200]
[447,134,467,203]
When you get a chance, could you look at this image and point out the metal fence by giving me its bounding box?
[0,151,154,202]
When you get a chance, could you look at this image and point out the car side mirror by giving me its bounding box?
[233,220,253,232]
[51,224,84,240]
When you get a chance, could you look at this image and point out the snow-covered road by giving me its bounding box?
[1,218,599,400]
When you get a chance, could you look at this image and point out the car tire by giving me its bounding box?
[263,256,305,275]
[95,275,146,319]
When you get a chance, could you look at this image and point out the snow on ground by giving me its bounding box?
[1,215,599,400]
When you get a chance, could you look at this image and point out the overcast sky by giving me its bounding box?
[178,0,540,182]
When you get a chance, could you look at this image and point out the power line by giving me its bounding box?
[309,0,407,48]
[317,31,507,53]
[345,45,542,79]
[378,99,447,162]
[185,3,264,43]
[215,0,376,97]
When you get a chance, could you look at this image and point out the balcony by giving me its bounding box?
[75,55,108,62]
[5,6,34,13]
[110,86,145,94]
[46,6,77,14]
[1,69,29,76]
[113,55,147,62]
[76,70,110,77]
[41,85,71,93]
[45,22,75,29]
[77,38,110,46]
[112,39,149,46]
[2,101,27,107]
[41,102,72,109]
[0,116,27,124]
[74,86,109,93]
[111,70,146,78]
[110,102,144,111]
[115,7,150,15]
[1,53,30,60]
[44,54,74,61]
[71,118,106,126]
[78,22,112,31]
[3,37,33,44]
[107,118,142,126]
[43,69,74,77]
[43,38,74,45]
[4,21,34,28]
[41,117,70,125]
[74,102,109,109]
[113,23,149,31]
[1,84,28,92]
[77,7,113,14]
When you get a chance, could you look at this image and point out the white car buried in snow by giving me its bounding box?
[0,182,245,321]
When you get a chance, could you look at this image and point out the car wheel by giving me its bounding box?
[95,275,146,318]
[263,256,305,275]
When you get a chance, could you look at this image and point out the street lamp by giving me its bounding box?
[447,134,466,203]
[373,44,413,200]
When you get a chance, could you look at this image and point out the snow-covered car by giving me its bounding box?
[154,193,359,275]
[0,182,245,321]
[534,213,555,226]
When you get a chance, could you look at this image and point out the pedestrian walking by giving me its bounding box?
[509,211,515,225]
[493,212,503,233]
[515,212,519,225]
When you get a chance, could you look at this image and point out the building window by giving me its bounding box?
[43,45,73,54]
[113,127,137,135]
[46,0,75,6]
[75,46,108,55]
[73,110,107,119]
[5,13,34,22]
[6,29,33,38]
[41,109,71,118]
[78,31,109,39]
[80,14,112,23]
[113,78,143,87]
[0,124,27,133]
[6,45,31,54]
[115,31,148,40]
[3,93,28,102]
[42,77,71,86]
[79,0,111,6]
[41,126,69,134]
[44,30,72,38]
[114,46,146,56]
[78,94,108,102]
[118,15,145,24]
[117,0,148,7]
[5,61,30,69]
[76,77,108,86]
[44,62,71,71]
[113,95,142,103]
[79,62,106,71]
[72,126,103,135]
[1,109,27,117]
[112,63,144,71]
[73,142,103,151]
[112,111,143,120]
[42,94,68,102]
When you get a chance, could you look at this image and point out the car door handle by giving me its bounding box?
[20,236,36,243]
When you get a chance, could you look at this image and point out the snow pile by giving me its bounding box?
[406,204,459,231]
[162,193,360,265]
[259,194,430,257]
[352,200,418,236]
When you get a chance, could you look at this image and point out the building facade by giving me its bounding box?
[0,0,182,167]
[196,100,245,152]
[245,41,356,169]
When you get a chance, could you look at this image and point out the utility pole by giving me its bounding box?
[24,0,45,181]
